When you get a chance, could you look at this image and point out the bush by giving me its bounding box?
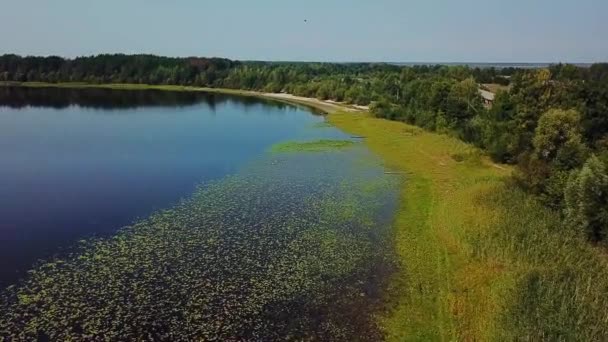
[564,156,608,242]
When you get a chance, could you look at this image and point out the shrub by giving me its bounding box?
[564,156,608,242]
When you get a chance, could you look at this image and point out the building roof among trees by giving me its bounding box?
[479,89,496,102]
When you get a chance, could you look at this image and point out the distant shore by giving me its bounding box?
[0,81,367,114]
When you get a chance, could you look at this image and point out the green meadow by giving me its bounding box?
[329,110,608,341]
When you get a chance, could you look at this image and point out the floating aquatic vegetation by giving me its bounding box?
[310,121,333,129]
[0,144,399,340]
[270,139,355,153]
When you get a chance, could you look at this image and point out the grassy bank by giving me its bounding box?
[328,111,608,340]
[328,112,510,340]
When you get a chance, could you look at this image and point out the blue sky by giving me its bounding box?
[0,0,606,62]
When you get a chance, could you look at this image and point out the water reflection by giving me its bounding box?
[0,86,313,114]
[0,86,344,287]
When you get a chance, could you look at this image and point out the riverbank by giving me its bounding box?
[247,84,520,338]
[327,111,608,340]
[216,83,608,339]
[329,112,512,340]
[4,82,608,339]
[0,82,366,114]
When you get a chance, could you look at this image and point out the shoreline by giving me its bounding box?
[4,81,599,340]
[328,112,512,340]
[0,81,366,114]
[1,80,509,339]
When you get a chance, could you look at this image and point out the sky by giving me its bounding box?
[0,0,606,63]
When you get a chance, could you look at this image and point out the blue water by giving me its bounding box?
[0,87,348,287]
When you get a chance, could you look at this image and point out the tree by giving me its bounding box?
[477,91,518,162]
[580,81,608,144]
[564,156,608,242]
[519,108,587,207]
[370,99,400,120]
[446,78,483,127]
[533,109,586,167]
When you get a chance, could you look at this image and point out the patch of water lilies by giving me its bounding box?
[0,145,399,340]
[270,139,356,153]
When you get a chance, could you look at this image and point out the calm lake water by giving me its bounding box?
[0,87,399,340]
[0,87,345,287]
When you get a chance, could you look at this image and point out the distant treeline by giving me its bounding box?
[0,53,511,98]
[1,54,607,242]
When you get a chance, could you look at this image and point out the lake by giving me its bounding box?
[0,86,399,340]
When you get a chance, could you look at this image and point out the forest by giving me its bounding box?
[1,53,607,243]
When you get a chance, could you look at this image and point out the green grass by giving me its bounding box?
[270,139,355,153]
[478,185,608,340]
[328,112,507,340]
[328,111,608,340]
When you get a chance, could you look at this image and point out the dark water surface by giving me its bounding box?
[0,87,343,287]
[0,86,400,340]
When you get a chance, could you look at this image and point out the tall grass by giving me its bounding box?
[477,183,608,340]
[329,110,608,340]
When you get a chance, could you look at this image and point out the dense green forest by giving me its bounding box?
[1,54,607,242]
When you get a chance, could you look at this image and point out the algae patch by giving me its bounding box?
[311,121,333,129]
[270,139,355,153]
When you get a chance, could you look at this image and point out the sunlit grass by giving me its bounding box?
[329,110,608,340]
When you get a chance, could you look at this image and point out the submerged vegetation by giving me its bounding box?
[0,145,399,340]
[270,139,355,153]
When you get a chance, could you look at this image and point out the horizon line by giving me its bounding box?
[1,52,604,66]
